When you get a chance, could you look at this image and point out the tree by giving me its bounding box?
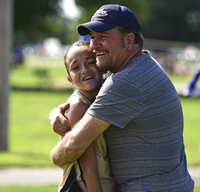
[75,0,200,42]
[0,0,13,151]
[14,0,69,44]
[140,0,200,42]
[13,0,200,45]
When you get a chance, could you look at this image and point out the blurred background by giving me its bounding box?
[11,0,200,71]
[0,0,200,191]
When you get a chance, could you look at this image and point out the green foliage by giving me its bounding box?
[13,0,200,45]
[14,0,69,44]
[75,0,151,31]
[141,0,200,41]
[75,0,200,42]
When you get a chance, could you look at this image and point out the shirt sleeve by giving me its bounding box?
[87,75,144,128]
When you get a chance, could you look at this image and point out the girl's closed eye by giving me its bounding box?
[88,61,96,65]
[72,66,79,71]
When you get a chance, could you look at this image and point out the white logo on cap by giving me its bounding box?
[92,8,108,19]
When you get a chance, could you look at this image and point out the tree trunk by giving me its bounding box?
[0,0,13,151]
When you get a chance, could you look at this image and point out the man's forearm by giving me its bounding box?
[50,131,86,165]
[50,141,66,166]
[50,143,82,166]
[50,114,110,166]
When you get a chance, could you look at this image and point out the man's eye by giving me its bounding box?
[101,36,107,39]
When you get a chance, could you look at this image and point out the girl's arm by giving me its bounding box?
[116,183,122,192]
[64,98,102,192]
[80,141,102,192]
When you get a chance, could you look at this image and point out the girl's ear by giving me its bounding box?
[67,75,74,85]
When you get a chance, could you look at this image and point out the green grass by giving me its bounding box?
[10,64,73,90]
[0,90,72,167]
[0,185,58,192]
[194,185,200,192]
[0,184,199,192]
[181,96,200,166]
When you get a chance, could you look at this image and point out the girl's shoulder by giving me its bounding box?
[64,94,89,126]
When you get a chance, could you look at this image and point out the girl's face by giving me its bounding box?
[66,45,103,94]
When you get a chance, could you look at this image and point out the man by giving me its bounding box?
[50,4,194,191]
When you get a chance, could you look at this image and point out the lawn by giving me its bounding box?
[0,185,59,192]
[181,96,200,166]
[1,185,199,192]
[10,62,73,90]
[0,90,72,167]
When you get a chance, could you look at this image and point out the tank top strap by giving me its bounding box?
[73,89,92,106]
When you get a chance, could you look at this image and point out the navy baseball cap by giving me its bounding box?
[77,4,141,36]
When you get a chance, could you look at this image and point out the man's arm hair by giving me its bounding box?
[50,97,88,166]
[50,112,111,166]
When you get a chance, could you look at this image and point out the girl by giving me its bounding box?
[50,40,118,192]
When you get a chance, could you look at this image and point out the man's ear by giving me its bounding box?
[125,33,135,51]
[67,75,74,85]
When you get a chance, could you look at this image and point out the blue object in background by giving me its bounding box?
[188,69,200,92]
[12,45,24,65]
[78,35,90,41]
[183,68,200,97]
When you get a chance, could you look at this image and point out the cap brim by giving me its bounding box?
[77,21,117,36]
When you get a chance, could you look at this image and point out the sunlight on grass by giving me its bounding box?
[0,90,72,167]
[10,64,73,90]
[180,97,200,166]
[0,185,58,192]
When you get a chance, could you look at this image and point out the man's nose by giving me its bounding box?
[90,38,100,51]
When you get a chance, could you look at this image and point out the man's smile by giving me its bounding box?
[96,52,106,56]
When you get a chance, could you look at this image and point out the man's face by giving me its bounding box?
[89,28,128,73]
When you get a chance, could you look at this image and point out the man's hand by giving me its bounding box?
[49,103,71,136]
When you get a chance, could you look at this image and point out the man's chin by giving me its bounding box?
[96,61,110,72]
